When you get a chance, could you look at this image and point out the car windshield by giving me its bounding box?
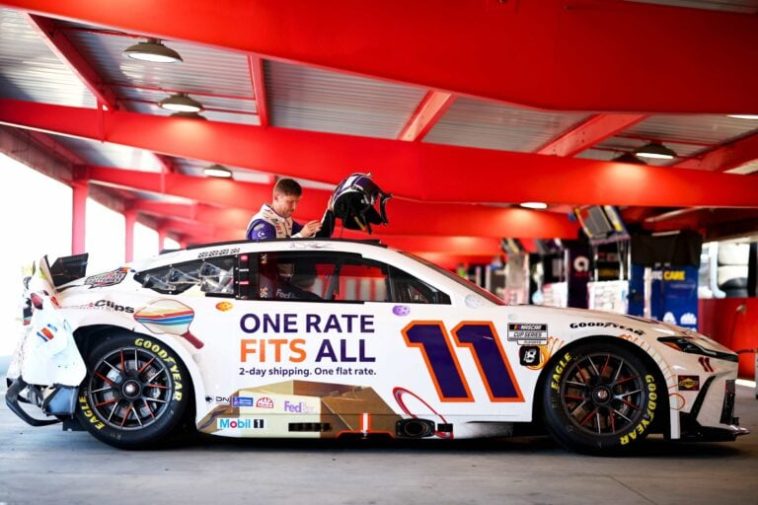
[400,252,505,306]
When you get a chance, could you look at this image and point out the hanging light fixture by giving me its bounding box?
[520,202,548,210]
[612,152,646,164]
[123,38,183,63]
[159,93,203,113]
[204,164,232,178]
[634,142,677,160]
[170,111,207,120]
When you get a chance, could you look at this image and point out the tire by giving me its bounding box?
[75,333,191,449]
[542,342,663,454]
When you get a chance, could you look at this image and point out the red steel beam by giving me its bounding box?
[89,167,578,239]
[398,91,455,142]
[5,0,757,114]
[673,131,758,172]
[248,55,269,127]
[536,113,647,157]
[2,99,756,208]
[26,14,118,109]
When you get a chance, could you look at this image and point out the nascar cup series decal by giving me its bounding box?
[238,312,376,379]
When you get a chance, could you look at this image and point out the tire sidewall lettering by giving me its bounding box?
[619,373,657,445]
[134,337,184,401]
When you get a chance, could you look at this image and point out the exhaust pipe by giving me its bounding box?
[396,418,436,438]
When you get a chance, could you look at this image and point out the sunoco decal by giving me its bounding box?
[678,375,700,391]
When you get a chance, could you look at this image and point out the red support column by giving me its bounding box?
[157,226,168,252]
[71,180,88,255]
[124,209,137,262]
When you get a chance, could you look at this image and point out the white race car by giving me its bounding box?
[5,239,748,453]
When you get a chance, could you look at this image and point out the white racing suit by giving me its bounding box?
[245,203,306,240]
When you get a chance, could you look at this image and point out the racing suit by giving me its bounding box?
[245,203,305,241]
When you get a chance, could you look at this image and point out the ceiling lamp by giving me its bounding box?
[728,114,758,120]
[204,164,232,178]
[124,39,182,63]
[612,152,646,164]
[159,93,203,113]
[634,142,677,160]
[520,202,548,210]
[171,111,207,120]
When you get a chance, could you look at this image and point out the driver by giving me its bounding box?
[246,178,321,240]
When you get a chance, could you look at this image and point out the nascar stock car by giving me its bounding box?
[5,237,749,453]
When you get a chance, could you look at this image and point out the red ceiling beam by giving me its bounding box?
[89,167,579,239]
[5,0,757,113]
[248,55,269,128]
[673,131,758,172]
[2,100,757,208]
[25,14,117,109]
[398,91,455,142]
[536,113,647,157]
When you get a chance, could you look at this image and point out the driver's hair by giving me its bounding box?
[274,178,303,197]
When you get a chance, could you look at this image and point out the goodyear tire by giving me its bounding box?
[75,333,191,449]
[542,342,663,454]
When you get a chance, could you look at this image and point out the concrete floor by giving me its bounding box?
[1,370,756,505]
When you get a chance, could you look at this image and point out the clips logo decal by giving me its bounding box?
[217,418,265,429]
[677,375,700,391]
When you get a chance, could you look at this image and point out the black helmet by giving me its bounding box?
[319,173,391,236]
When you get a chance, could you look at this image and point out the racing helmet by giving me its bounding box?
[325,173,391,234]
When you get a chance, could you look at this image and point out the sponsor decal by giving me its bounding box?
[507,323,548,343]
[569,321,645,336]
[63,299,135,313]
[198,247,240,260]
[392,305,410,317]
[519,346,542,367]
[217,418,265,430]
[256,397,274,409]
[135,300,203,349]
[677,375,700,391]
[36,323,57,342]
[680,312,697,326]
[84,268,129,288]
[283,400,317,414]
[232,396,255,407]
[215,301,234,312]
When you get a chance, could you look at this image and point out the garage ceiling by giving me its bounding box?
[0,0,756,257]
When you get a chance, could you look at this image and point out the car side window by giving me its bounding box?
[134,256,237,297]
[252,251,389,303]
[388,266,451,305]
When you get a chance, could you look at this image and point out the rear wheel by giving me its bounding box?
[542,342,663,454]
[75,333,190,449]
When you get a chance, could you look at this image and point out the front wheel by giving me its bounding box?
[542,342,663,454]
[75,333,191,449]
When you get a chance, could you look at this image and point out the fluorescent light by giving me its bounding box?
[171,111,207,120]
[159,93,203,113]
[123,39,182,63]
[520,202,548,210]
[728,114,758,120]
[635,142,677,160]
[204,164,232,178]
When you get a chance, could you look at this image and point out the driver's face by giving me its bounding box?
[272,192,300,218]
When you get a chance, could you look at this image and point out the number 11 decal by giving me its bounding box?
[402,321,524,403]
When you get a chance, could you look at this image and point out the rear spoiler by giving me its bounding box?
[48,253,89,288]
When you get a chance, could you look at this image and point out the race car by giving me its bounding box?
[5,238,748,453]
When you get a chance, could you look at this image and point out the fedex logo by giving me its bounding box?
[283,401,317,414]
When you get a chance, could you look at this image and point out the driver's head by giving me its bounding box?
[271,178,303,218]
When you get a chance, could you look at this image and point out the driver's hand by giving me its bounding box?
[300,220,322,238]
